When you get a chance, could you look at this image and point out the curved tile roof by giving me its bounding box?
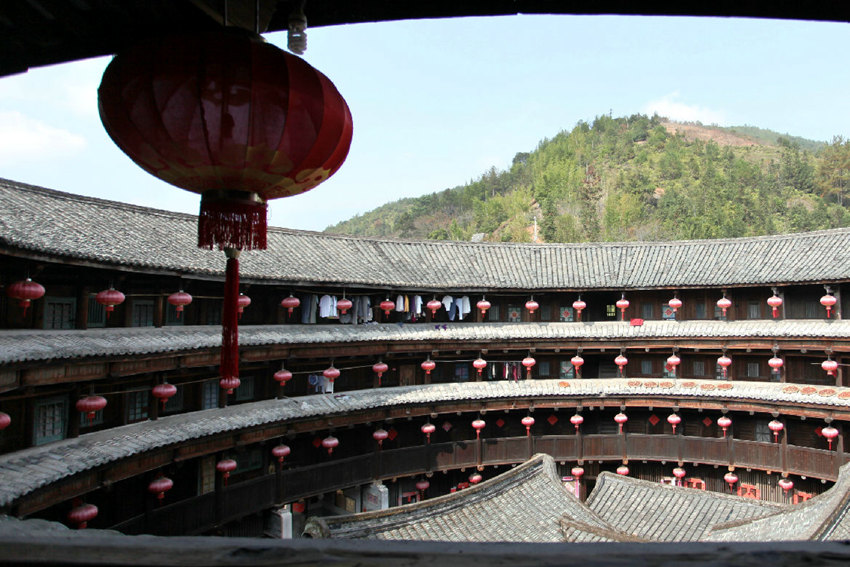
[3,320,850,364]
[2,178,850,291]
[2,379,850,508]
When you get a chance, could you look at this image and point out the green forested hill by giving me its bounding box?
[325,115,850,242]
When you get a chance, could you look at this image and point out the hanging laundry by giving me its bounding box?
[395,294,405,312]
[461,296,471,317]
[319,295,338,318]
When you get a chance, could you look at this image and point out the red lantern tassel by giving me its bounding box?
[198,191,268,251]
[221,252,240,389]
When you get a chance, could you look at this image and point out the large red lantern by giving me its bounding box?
[477,298,491,316]
[220,375,241,394]
[666,354,681,377]
[469,472,483,485]
[717,296,732,317]
[274,368,293,386]
[152,382,177,408]
[416,479,430,496]
[570,414,584,432]
[572,298,586,321]
[521,416,535,436]
[421,423,436,443]
[768,419,784,442]
[95,288,125,319]
[768,356,784,372]
[525,298,539,314]
[236,293,251,319]
[147,475,174,502]
[672,467,686,485]
[372,360,388,386]
[372,428,389,447]
[67,502,98,529]
[281,295,300,317]
[421,358,436,375]
[99,29,352,407]
[380,299,395,317]
[616,295,630,321]
[426,299,442,316]
[821,294,837,318]
[614,412,628,433]
[822,358,839,377]
[571,355,584,378]
[6,278,45,317]
[167,291,193,317]
[76,395,107,425]
[667,413,681,434]
[571,466,584,479]
[323,365,340,383]
[668,296,682,313]
[473,357,487,376]
[778,478,794,493]
[614,354,628,376]
[0,412,10,431]
[216,458,237,485]
[472,418,486,439]
[767,294,783,318]
[616,465,629,476]
[521,356,536,379]
[717,416,732,437]
[322,435,339,455]
[723,472,738,492]
[272,444,291,463]
[717,355,732,378]
[337,297,352,314]
[822,425,839,450]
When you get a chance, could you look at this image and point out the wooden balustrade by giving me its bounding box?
[108,434,845,536]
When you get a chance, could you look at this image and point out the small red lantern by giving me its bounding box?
[572,298,586,321]
[521,356,536,379]
[717,355,732,378]
[717,416,732,437]
[380,299,395,317]
[616,465,629,476]
[220,376,240,394]
[724,472,738,491]
[672,467,686,484]
[323,365,340,383]
[372,428,389,447]
[767,294,783,318]
[421,423,436,442]
[821,294,837,318]
[717,296,732,317]
[768,356,784,372]
[421,359,436,375]
[426,299,442,316]
[614,412,628,433]
[477,298,491,316]
[274,368,293,386]
[0,412,10,431]
[667,413,681,433]
[337,297,352,314]
[322,435,339,455]
[472,418,486,439]
[152,382,177,408]
[822,359,838,377]
[525,298,539,314]
[616,296,630,321]
[272,444,291,463]
[236,293,251,319]
[76,395,107,425]
[666,354,681,377]
[571,355,584,377]
[571,466,584,479]
[469,473,483,485]
[167,291,192,318]
[416,479,430,495]
[372,361,388,386]
[570,414,584,432]
[281,295,300,317]
[216,458,237,485]
[473,357,487,376]
[669,296,682,313]
[822,425,839,450]
[521,416,535,436]
[148,475,174,503]
[768,419,784,442]
[6,278,45,317]
[778,478,794,493]
[614,354,628,377]
[95,288,125,319]
[67,502,98,529]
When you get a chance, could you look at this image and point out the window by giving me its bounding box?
[662,303,676,320]
[163,385,184,413]
[559,306,574,322]
[695,303,707,319]
[234,448,263,474]
[755,421,772,443]
[641,303,653,319]
[747,362,760,378]
[747,301,760,319]
[507,304,522,322]
[692,360,705,377]
[559,361,575,379]
[202,380,219,410]
[132,300,155,327]
[539,303,552,320]
[43,297,75,329]
[79,407,104,428]
[199,456,215,494]
[488,304,500,321]
[33,396,67,445]
[454,364,469,382]
[87,296,106,328]
[235,376,255,401]
[538,361,550,376]
[606,304,616,318]
[641,360,653,375]
[804,301,818,318]
[126,390,148,422]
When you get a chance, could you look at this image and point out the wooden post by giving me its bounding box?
[153,293,164,328]
[75,286,89,330]
[68,384,81,439]
[780,418,788,474]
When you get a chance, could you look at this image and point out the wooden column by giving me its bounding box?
[153,293,164,328]
[68,383,81,439]
[75,286,89,330]
[780,418,788,474]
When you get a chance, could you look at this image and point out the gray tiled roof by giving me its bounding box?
[707,462,850,542]
[3,178,850,290]
[2,379,850,508]
[303,453,625,542]
[587,472,783,542]
[3,320,850,365]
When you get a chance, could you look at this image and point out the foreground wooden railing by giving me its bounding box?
[112,434,847,536]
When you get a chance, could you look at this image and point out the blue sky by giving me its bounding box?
[1,15,848,231]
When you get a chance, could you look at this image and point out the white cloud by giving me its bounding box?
[0,111,86,166]
[643,92,727,125]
